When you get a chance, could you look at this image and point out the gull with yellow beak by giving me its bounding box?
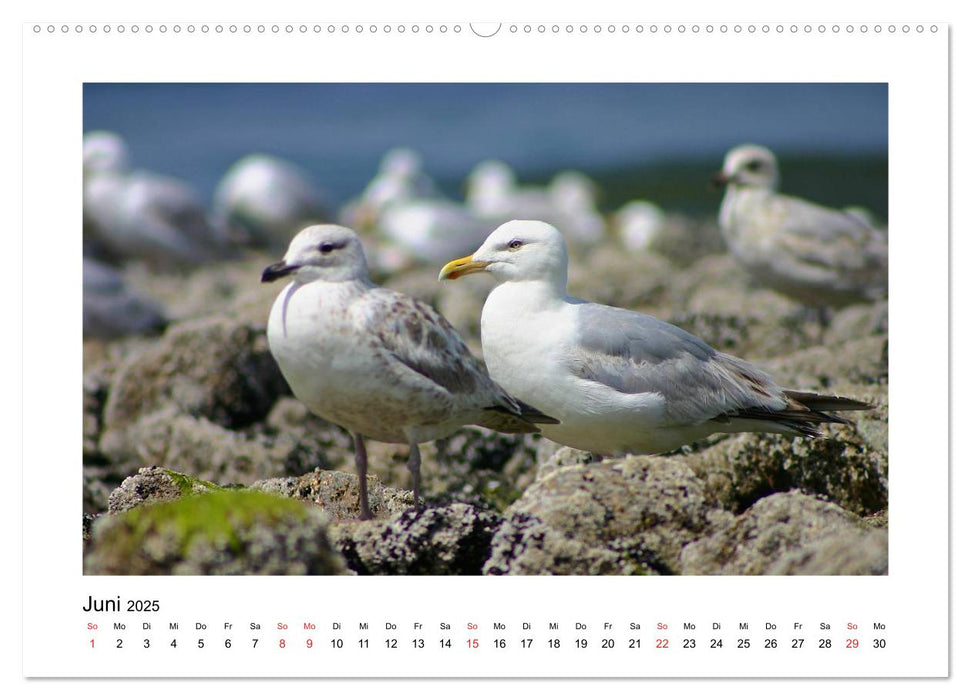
[263,224,557,519]
[440,220,870,456]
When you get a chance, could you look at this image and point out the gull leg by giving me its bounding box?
[353,432,373,520]
[407,442,423,511]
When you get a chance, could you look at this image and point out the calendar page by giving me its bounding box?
[19,2,953,691]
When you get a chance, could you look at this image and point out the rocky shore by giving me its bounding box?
[83,218,888,575]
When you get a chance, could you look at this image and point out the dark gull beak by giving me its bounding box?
[261,261,299,283]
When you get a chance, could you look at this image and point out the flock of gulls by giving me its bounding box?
[83,131,888,519]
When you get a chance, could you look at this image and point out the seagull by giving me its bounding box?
[375,199,499,265]
[213,153,331,252]
[713,144,887,313]
[339,147,441,230]
[83,131,234,270]
[262,224,557,519]
[337,148,490,269]
[439,220,870,456]
[466,160,606,245]
[612,200,668,252]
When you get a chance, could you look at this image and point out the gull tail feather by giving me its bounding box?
[478,398,560,434]
[724,390,873,438]
[782,390,874,413]
[511,398,560,425]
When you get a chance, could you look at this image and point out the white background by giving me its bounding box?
[8,0,966,697]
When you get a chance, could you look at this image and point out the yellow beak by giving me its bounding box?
[438,254,489,281]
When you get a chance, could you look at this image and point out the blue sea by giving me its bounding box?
[83,83,888,214]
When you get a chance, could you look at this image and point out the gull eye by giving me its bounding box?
[318,243,335,254]
[508,239,523,250]
[745,161,763,172]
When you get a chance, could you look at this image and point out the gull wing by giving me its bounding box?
[365,289,556,432]
[763,194,888,281]
[568,302,869,432]
[568,302,792,425]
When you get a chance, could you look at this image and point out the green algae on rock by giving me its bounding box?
[86,489,347,575]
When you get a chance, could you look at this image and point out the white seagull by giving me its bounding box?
[440,220,870,456]
[262,224,557,519]
[714,144,887,311]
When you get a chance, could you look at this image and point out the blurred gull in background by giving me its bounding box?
[375,201,498,267]
[83,257,167,339]
[713,143,888,314]
[612,200,668,252]
[213,153,332,253]
[466,160,606,245]
[83,131,236,271]
[340,147,442,229]
[548,171,606,244]
[342,148,498,271]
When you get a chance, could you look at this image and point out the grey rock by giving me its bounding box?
[333,503,502,575]
[116,408,335,485]
[106,465,203,514]
[83,468,116,515]
[123,253,282,327]
[667,309,814,360]
[429,428,544,510]
[83,257,167,339]
[761,334,889,389]
[768,528,889,575]
[100,316,290,462]
[485,457,713,575]
[534,444,600,480]
[680,491,886,575]
[824,300,889,346]
[569,244,672,310]
[254,468,414,521]
[83,363,117,464]
[262,398,356,469]
[683,421,888,518]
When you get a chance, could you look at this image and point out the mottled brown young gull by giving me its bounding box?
[262,224,556,519]
[440,220,870,456]
[713,143,888,311]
